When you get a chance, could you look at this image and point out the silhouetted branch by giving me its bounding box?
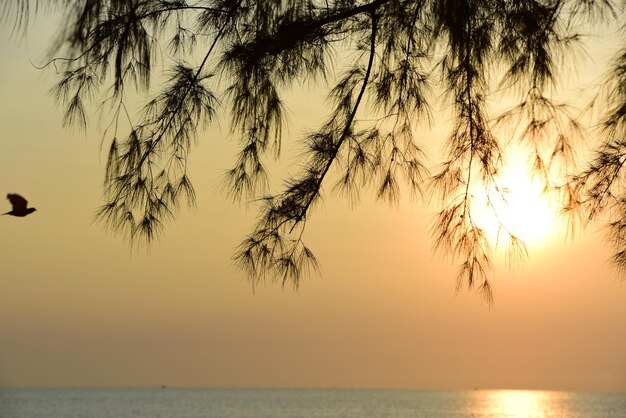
[15,0,626,299]
[234,9,380,288]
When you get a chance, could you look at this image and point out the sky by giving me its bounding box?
[0,11,625,392]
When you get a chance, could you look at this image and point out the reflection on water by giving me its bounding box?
[478,390,569,417]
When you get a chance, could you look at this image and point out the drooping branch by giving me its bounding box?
[94,2,243,245]
[234,10,380,287]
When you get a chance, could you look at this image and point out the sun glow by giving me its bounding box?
[479,390,568,417]
[471,149,562,252]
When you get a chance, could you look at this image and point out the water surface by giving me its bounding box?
[1,388,624,418]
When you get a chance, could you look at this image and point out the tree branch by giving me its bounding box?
[297,10,379,222]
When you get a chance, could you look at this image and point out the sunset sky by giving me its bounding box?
[0,12,625,392]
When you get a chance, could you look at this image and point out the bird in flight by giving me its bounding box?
[3,194,37,217]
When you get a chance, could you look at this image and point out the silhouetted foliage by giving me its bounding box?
[5,0,626,301]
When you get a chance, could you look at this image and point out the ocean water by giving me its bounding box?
[0,388,625,418]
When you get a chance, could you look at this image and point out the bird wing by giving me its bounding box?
[7,194,28,211]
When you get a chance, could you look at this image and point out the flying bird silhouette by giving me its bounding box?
[3,194,37,217]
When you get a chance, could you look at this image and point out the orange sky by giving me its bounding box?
[0,14,625,391]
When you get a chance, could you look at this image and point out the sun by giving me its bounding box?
[471,148,562,252]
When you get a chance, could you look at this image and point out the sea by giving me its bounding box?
[0,388,625,418]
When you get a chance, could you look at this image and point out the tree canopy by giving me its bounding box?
[5,0,626,302]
